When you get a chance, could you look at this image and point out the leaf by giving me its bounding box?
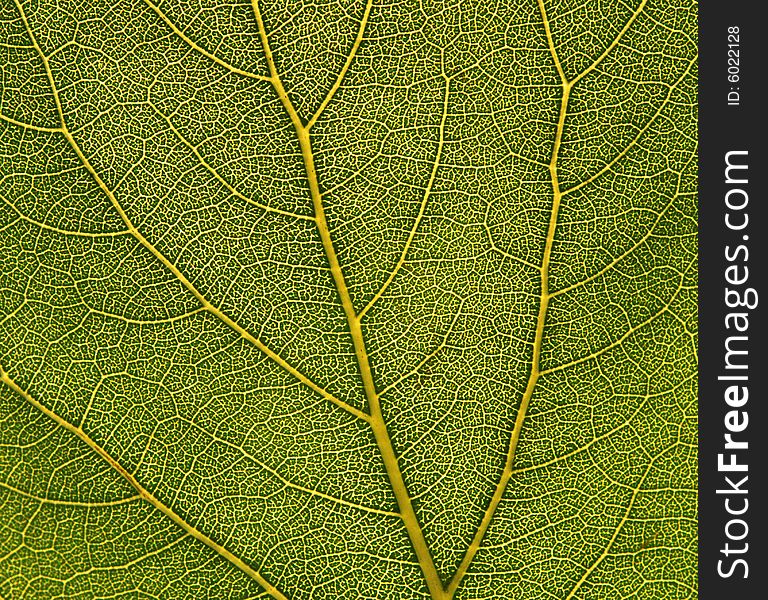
[0,0,696,598]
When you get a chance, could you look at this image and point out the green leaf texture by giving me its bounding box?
[0,0,697,598]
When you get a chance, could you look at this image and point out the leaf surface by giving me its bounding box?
[0,0,697,598]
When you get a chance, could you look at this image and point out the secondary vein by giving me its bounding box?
[306,0,374,130]
[563,462,653,599]
[358,72,450,322]
[142,0,272,82]
[0,364,288,600]
[151,105,315,221]
[445,2,570,594]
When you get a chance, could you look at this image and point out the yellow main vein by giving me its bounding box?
[252,1,446,596]
[445,2,570,595]
[0,365,288,600]
[14,0,365,424]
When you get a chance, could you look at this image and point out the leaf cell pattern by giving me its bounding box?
[0,0,697,598]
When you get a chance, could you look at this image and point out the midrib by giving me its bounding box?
[251,2,448,596]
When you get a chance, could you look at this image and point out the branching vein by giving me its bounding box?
[252,1,446,596]
[306,0,374,130]
[14,0,365,425]
[359,72,450,321]
[0,0,696,597]
[142,0,272,82]
[0,363,288,600]
[151,104,315,221]
[445,2,569,594]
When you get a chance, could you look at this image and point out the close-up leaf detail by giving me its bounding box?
[0,0,697,598]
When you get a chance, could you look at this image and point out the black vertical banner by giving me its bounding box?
[699,1,766,598]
